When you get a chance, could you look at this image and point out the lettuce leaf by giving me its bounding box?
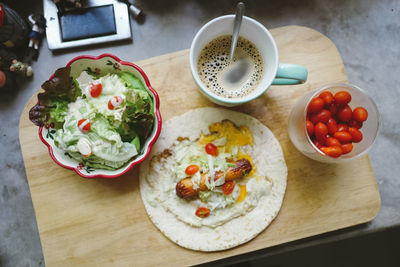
[29,66,81,128]
[117,72,155,149]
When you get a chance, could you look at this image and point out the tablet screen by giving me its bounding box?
[59,5,116,42]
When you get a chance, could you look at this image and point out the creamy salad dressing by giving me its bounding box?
[76,71,129,122]
[54,71,141,169]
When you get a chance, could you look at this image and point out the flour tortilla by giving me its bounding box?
[139,107,287,251]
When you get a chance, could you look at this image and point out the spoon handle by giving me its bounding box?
[230,2,246,61]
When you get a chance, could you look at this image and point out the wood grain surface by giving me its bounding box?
[19,26,380,266]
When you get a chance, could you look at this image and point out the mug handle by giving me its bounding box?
[272,63,308,85]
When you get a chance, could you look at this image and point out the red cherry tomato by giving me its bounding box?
[334,131,352,144]
[205,143,218,156]
[195,207,210,218]
[307,97,325,114]
[349,119,363,129]
[306,120,314,136]
[353,107,368,122]
[326,137,341,147]
[314,122,328,142]
[320,146,343,158]
[327,118,338,135]
[348,127,363,143]
[310,109,331,124]
[222,181,236,195]
[337,105,352,122]
[77,119,91,133]
[312,138,324,148]
[90,83,102,97]
[337,123,349,132]
[342,143,354,154]
[185,164,199,175]
[319,91,334,106]
[334,91,352,106]
[328,103,338,117]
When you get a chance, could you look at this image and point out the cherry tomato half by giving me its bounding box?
[314,122,328,142]
[310,109,331,124]
[307,97,325,114]
[320,146,343,158]
[205,143,218,156]
[327,118,338,135]
[195,207,210,218]
[77,119,91,133]
[348,127,363,143]
[337,105,353,122]
[353,107,368,122]
[108,96,124,110]
[341,143,354,154]
[306,120,314,136]
[319,91,334,106]
[90,83,102,97]
[185,164,199,175]
[334,131,352,144]
[223,181,236,195]
[334,91,352,106]
[326,137,341,147]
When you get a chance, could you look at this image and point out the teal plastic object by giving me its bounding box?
[272,63,308,85]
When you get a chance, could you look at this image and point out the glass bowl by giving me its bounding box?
[288,83,380,163]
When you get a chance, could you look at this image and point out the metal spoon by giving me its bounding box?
[229,2,246,61]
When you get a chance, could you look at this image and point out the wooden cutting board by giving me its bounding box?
[19,26,380,266]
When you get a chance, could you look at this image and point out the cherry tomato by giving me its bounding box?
[195,207,210,218]
[327,118,338,135]
[349,127,363,143]
[328,103,338,117]
[337,105,353,122]
[320,146,343,158]
[319,91,334,106]
[334,131,352,144]
[314,122,328,142]
[334,91,352,106]
[185,164,199,175]
[108,96,124,110]
[90,83,102,97]
[310,109,331,124]
[341,143,354,154]
[306,120,314,136]
[326,137,341,147]
[77,119,91,133]
[337,123,349,132]
[222,181,236,195]
[307,97,325,114]
[312,138,324,148]
[353,107,368,122]
[349,119,363,129]
[205,143,218,156]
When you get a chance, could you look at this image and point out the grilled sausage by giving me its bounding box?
[176,158,252,199]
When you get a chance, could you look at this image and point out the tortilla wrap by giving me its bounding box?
[139,107,287,251]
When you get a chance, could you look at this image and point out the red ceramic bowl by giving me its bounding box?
[37,54,161,178]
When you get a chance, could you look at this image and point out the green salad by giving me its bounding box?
[29,66,155,170]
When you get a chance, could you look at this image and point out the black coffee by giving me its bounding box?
[197,35,263,98]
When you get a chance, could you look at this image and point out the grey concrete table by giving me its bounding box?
[1,0,399,266]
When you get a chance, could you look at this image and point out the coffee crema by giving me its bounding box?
[197,35,263,98]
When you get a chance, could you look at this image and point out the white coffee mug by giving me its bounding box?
[190,15,308,107]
